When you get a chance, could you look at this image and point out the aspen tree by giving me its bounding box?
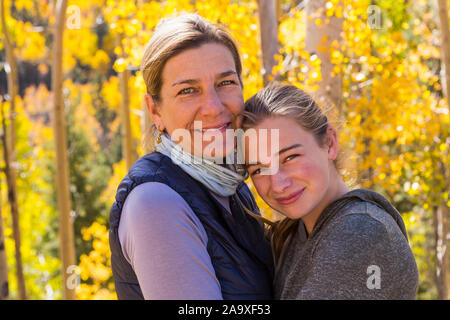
[435,0,449,300]
[305,0,343,112]
[0,0,26,300]
[258,0,280,85]
[52,0,76,300]
[0,178,8,300]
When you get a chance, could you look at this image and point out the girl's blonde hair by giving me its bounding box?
[241,82,343,274]
[140,13,243,153]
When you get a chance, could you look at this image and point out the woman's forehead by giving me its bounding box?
[162,43,237,83]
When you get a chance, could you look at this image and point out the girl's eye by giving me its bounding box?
[285,154,300,162]
[177,87,195,96]
[250,168,261,176]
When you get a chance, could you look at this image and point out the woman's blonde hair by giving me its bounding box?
[140,13,243,153]
[241,82,344,274]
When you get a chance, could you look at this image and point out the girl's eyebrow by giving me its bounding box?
[277,143,303,156]
[247,143,303,166]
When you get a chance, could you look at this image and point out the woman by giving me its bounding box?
[241,83,419,299]
[109,14,273,300]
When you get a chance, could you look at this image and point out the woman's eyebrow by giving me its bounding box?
[172,79,198,87]
[217,70,238,79]
[171,70,236,87]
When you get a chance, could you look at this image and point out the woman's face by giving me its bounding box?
[246,116,338,220]
[146,42,244,159]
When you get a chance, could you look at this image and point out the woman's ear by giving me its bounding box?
[326,126,338,161]
[145,93,164,130]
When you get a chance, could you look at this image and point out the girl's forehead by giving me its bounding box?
[244,118,313,152]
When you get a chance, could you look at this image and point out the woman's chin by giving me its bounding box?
[201,141,236,163]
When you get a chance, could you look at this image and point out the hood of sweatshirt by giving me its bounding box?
[311,189,408,241]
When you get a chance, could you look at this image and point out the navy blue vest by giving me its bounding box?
[109,152,274,299]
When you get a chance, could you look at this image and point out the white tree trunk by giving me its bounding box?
[436,0,450,300]
[258,0,280,85]
[305,0,343,111]
[117,35,136,169]
[119,68,136,169]
[438,0,450,112]
[52,0,77,300]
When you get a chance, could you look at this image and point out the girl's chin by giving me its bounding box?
[281,211,304,220]
[275,204,308,220]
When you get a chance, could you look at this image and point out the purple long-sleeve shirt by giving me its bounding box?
[118,182,231,300]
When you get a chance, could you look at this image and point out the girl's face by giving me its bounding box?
[246,116,338,221]
[145,42,244,158]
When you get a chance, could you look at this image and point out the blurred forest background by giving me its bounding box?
[0,0,449,300]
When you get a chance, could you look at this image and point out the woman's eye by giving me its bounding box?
[219,80,235,86]
[177,87,195,96]
[250,168,261,176]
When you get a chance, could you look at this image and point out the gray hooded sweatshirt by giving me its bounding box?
[274,189,419,300]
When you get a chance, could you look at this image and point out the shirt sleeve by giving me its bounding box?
[118,182,223,300]
[296,214,403,300]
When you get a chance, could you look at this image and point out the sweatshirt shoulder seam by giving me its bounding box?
[311,209,391,257]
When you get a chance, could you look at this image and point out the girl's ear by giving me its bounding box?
[326,126,338,161]
[145,93,164,131]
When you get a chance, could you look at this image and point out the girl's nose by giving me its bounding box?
[270,169,291,194]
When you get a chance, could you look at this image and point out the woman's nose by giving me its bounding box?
[200,88,225,117]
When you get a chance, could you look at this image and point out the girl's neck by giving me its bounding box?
[302,172,349,236]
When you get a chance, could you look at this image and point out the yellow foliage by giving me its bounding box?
[20,30,46,61]
[1,94,61,299]
[65,28,99,67]
[2,0,447,300]
[101,76,120,111]
[77,222,117,300]
[91,50,110,69]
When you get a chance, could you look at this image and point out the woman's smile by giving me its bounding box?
[200,122,232,131]
[148,42,244,158]
[193,121,232,134]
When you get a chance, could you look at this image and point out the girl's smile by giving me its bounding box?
[247,116,345,234]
